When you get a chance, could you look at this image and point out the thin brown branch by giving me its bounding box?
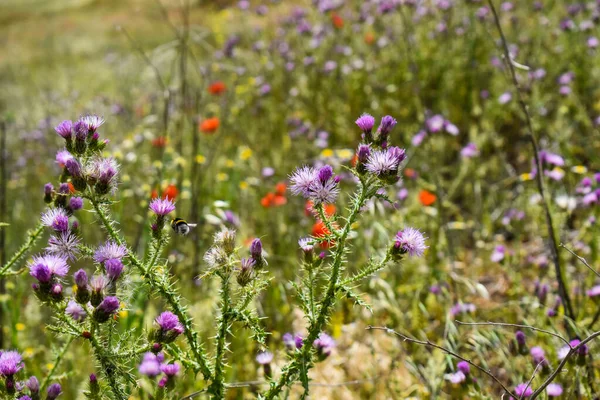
[560,243,600,279]
[455,320,570,347]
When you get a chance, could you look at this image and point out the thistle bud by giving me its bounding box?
[94,296,120,323]
[237,258,255,287]
[44,183,54,204]
[215,229,237,255]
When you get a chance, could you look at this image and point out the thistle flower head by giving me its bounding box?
[69,196,84,211]
[237,258,256,286]
[298,237,315,253]
[289,166,317,197]
[307,165,339,204]
[313,333,335,359]
[90,275,108,292]
[155,311,184,335]
[355,113,375,133]
[66,300,87,322]
[46,232,81,261]
[365,147,405,178]
[25,376,39,393]
[214,229,237,254]
[394,227,427,257]
[376,115,397,138]
[104,258,124,281]
[46,383,62,400]
[80,115,105,133]
[546,383,563,397]
[160,363,181,377]
[457,361,470,375]
[54,120,73,139]
[94,241,127,263]
[44,183,54,195]
[41,207,70,232]
[29,254,69,281]
[139,353,161,377]
[204,247,228,268]
[55,150,74,166]
[255,351,273,365]
[356,143,371,163]
[0,351,23,376]
[94,296,120,323]
[65,158,83,178]
[514,383,533,397]
[149,198,176,216]
[74,269,88,287]
[425,114,445,133]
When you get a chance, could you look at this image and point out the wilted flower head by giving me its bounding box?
[46,232,81,261]
[94,241,127,264]
[450,302,476,316]
[394,227,427,257]
[214,229,237,254]
[41,208,70,232]
[255,351,274,365]
[237,258,256,287]
[0,351,23,376]
[149,198,176,216]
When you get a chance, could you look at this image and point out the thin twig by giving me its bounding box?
[487,0,575,321]
[520,361,543,400]
[366,326,518,398]
[560,243,600,279]
[455,320,570,347]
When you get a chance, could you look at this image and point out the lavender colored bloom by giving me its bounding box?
[19,396,32,400]
[66,300,87,322]
[74,269,88,287]
[588,36,599,48]
[94,241,127,263]
[308,166,340,204]
[425,115,445,133]
[139,353,161,377]
[313,333,335,358]
[450,302,476,316]
[149,198,176,216]
[491,245,506,262]
[25,376,39,393]
[55,120,73,139]
[46,232,81,261]
[283,333,304,349]
[460,143,479,158]
[570,339,588,355]
[356,144,371,164]
[105,258,124,280]
[290,166,317,197]
[262,167,275,177]
[559,85,571,96]
[323,60,337,72]
[44,183,54,195]
[376,115,397,139]
[412,130,427,146]
[394,227,428,257]
[457,361,470,375]
[546,383,563,397]
[444,121,459,136]
[69,197,84,211]
[161,363,180,377]
[515,383,533,397]
[298,237,314,253]
[65,159,83,178]
[545,169,565,181]
[155,311,184,335]
[259,84,272,96]
[41,208,70,232]
[0,351,23,376]
[587,285,600,297]
[498,92,512,104]
[365,147,405,177]
[558,72,574,85]
[355,113,375,133]
[46,383,62,400]
[515,330,526,345]
[95,296,120,322]
[530,346,547,365]
[255,351,273,365]
[444,371,465,384]
[55,150,73,166]
[541,151,565,166]
[29,255,69,280]
[80,115,104,133]
[90,275,108,292]
[58,183,70,194]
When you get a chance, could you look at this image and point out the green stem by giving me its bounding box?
[89,198,212,380]
[208,274,232,399]
[0,222,44,276]
[40,336,74,393]
[263,179,371,400]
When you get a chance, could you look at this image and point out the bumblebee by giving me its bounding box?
[171,218,197,236]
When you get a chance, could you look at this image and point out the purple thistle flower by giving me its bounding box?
[44,183,54,195]
[515,330,526,346]
[491,245,506,262]
[237,258,256,286]
[80,115,104,133]
[0,351,23,376]
[586,285,600,297]
[394,227,428,257]
[283,332,303,349]
[356,144,371,164]
[498,92,512,104]
[255,351,273,365]
[317,165,333,183]
[570,339,588,355]
[425,114,445,133]
[457,361,470,375]
[289,166,317,197]
[298,237,314,253]
[160,363,180,377]
[54,120,73,139]
[65,159,83,178]
[444,371,465,384]
[25,376,39,393]
[139,353,161,377]
[46,232,81,261]
[74,269,88,287]
[55,150,74,166]
[66,300,87,322]
[89,157,119,194]
[546,383,563,397]
[41,208,70,232]
[94,241,127,263]
[69,196,84,211]
[450,302,476,316]
[313,333,335,359]
[530,346,547,365]
[355,113,375,133]
[365,147,405,177]
[29,254,69,280]
[460,143,479,158]
[19,396,32,400]
[104,259,124,281]
[514,383,533,397]
[155,311,184,335]
[376,115,397,140]
[94,296,120,323]
[149,198,176,216]
[90,275,107,292]
[58,183,70,194]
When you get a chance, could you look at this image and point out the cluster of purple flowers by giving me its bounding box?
[290,165,340,205]
[0,351,61,398]
[281,332,335,360]
[151,311,184,345]
[138,352,180,389]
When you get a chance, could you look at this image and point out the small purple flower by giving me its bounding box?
[546,383,563,397]
[356,144,371,164]
[104,259,124,280]
[376,115,397,140]
[491,245,506,262]
[290,166,318,197]
[94,296,120,323]
[444,371,465,384]
[25,376,39,393]
[94,241,127,263]
[46,232,81,261]
[90,275,108,292]
[54,120,73,139]
[29,255,69,281]
[65,159,83,178]
[298,237,314,253]
[255,351,273,365]
[498,92,512,104]
[323,60,337,73]
[450,302,476,316]
[457,361,470,375]
[460,143,479,158]
[588,36,599,49]
[149,198,176,216]
[55,150,74,166]
[46,383,62,400]
[586,285,600,297]
[355,113,375,133]
[139,353,161,377]
[41,208,70,232]
[155,311,184,335]
[530,346,547,365]
[308,165,340,204]
[514,383,533,397]
[161,363,180,377]
[66,300,87,322]
[69,197,84,211]
[515,330,526,346]
[0,351,23,376]
[394,227,428,257]
[412,130,427,146]
[570,339,588,355]
[80,115,105,133]
[283,333,303,349]
[313,333,335,359]
[425,115,445,133]
[74,269,88,288]
[366,147,406,178]
[444,121,459,136]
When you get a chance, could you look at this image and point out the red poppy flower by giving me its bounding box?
[199,117,220,134]
[275,182,287,196]
[364,32,375,45]
[151,188,159,200]
[152,136,168,148]
[419,190,437,206]
[312,220,334,248]
[208,81,226,95]
[162,184,179,200]
[331,13,344,29]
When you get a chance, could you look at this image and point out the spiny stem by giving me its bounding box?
[209,274,232,398]
[487,0,574,322]
[0,222,45,277]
